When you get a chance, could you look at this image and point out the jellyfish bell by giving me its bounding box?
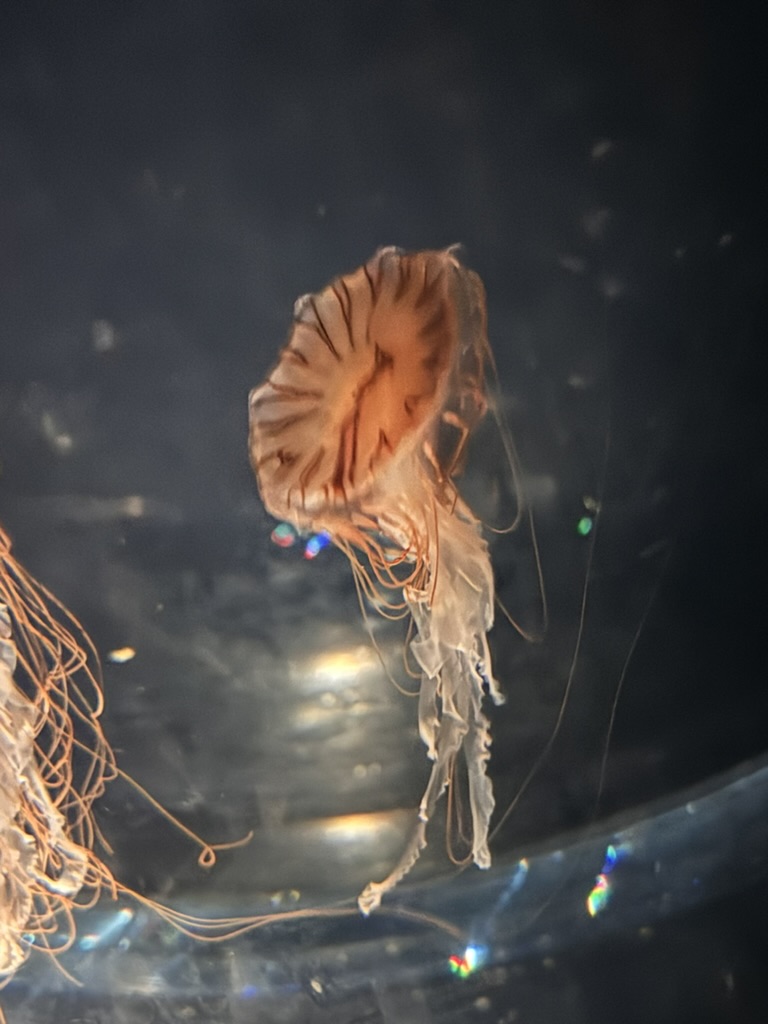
[249,246,513,914]
[249,245,489,529]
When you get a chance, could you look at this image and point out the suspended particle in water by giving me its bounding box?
[107,646,136,663]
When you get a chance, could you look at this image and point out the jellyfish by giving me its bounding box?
[249,246,510,914]
[0,525,257,1000]
[0,524,117,985]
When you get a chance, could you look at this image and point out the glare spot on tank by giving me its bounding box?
[286,645,383,729]
[320,812,396,848]
[289,646,380,694]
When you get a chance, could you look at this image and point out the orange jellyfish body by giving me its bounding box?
[249,247,504,913]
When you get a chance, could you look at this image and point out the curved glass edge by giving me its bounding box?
[4,756,766,1021]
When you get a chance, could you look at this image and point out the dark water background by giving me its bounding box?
[1,3,766,1021]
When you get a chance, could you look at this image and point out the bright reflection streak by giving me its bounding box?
[288,645,380,695]
[286,645,384,731]
[305,646,378,684]
[319,811,399,847]
[77,907,135,951]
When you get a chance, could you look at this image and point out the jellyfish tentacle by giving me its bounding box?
[1,526,269,989]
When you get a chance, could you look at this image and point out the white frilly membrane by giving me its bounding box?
[357,484,503,915]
